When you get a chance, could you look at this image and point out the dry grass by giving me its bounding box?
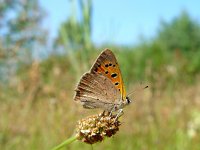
[1,79,200,149]
[1,60,200,150]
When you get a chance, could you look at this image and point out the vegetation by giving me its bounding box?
[0,1,200,150]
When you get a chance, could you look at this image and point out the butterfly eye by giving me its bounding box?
[126,96,131,104]
[105,71,108,74]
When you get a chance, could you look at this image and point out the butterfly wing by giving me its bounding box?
[74,72,121,111]
[90,49,126,100]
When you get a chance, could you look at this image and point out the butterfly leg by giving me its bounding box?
[101,110,106,116]
[114,109,124,121]
[109,105,117,117]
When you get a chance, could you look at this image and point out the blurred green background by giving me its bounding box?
[1,0,200,150]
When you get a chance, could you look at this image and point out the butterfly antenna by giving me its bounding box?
[127,85,148,97]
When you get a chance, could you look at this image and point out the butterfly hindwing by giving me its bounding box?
[74,72,121,111]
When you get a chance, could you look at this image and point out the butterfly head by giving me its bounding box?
[125,96,132,105]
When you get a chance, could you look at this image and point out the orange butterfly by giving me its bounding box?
[74,49,131,112]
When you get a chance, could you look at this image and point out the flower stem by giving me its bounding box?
[51,136,77,150]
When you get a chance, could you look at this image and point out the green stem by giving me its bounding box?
[51,136,77,150]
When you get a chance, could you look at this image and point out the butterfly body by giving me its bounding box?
[74,49,131,112]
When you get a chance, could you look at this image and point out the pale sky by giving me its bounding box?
[40,0,200,46]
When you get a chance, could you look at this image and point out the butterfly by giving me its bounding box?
[74,49,131,112]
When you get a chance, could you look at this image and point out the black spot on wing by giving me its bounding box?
[111,73,117,78]
[105,64,109,67]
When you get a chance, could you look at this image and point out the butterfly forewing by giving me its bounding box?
[90,49,126,100]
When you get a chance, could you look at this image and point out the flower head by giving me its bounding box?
[76,112,121,144]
